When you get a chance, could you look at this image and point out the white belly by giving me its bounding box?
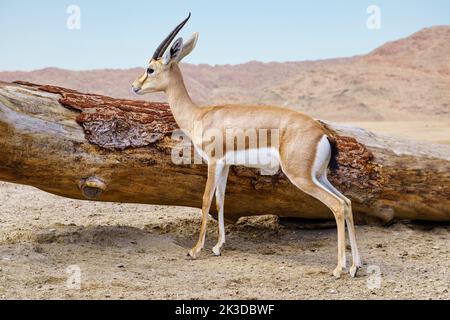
[193,146,281,175]
[221,147,280,175]
[220,147,278,165]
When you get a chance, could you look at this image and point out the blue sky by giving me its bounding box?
[0,0,449,71]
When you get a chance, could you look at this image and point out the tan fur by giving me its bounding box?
[132,51,361,278]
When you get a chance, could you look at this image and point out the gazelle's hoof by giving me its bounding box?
[349,265,359,278]
[212,246,221,256]
[356,258,363,268]
[333,267,343,279]
[187,249,198,259]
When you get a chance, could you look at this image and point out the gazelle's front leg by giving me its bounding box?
[212,165,230,256]
[188,162,219,259]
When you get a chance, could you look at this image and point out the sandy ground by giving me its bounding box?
[345,121,450,145]
[0,181,448,300]
[0,120,449,300]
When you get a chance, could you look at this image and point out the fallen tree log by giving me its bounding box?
[0,81,448,223]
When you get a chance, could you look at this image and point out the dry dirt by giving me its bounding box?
[0,181,448,300]
[345,121,450,145]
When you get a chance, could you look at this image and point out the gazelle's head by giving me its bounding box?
[132,13,198,95]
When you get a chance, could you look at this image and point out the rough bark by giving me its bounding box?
[0,81,448,223]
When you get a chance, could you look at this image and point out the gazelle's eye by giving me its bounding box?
[147,68,154,75]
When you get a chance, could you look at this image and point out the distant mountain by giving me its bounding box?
[1,26,449,122]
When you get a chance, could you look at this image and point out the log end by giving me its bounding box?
[78,177,107,200]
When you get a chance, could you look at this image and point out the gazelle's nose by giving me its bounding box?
[131,85,141,94]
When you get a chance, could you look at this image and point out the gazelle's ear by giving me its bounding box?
[176,32,199,62]
[163,37,183,65]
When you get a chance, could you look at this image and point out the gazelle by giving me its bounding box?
[132,14,362,278]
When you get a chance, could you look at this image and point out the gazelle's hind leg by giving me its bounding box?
[212,165,230,256]
[280,136,347,278]
[285,175,347,278]
[319,174,362,277]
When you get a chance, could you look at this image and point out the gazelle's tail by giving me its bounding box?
[327,136,339,173]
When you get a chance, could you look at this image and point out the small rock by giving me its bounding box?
[400,251,408,257]
[32,245,44,253]
[432,246,440,250]
[116,264,125,268]
[376,243,383,248]
[327,289,337,294]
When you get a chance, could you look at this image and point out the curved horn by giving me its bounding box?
[152,13,191,61]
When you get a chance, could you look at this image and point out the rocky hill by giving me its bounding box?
[1,26,449,122]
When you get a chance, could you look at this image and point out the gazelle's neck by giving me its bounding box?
[165,63,200,135]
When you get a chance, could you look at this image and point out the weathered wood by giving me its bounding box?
[0,81,449,223]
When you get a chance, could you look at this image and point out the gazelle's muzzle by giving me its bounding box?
[131,84,143,95]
